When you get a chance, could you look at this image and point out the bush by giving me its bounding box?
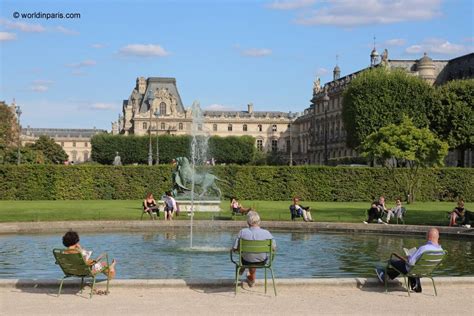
[0,165,471,201]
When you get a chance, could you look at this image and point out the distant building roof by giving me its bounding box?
[22,128,107,138]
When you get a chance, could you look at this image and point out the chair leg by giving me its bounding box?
[58,277,66,297]
[404,276,410,297]
[431,277,437,296]
[384,267,388,293]
[90,276,96,298]
[269,268,277,296]
[234,266,239,295]
[264,268,267,294]
[106,276,110,294]
[80,277,84,293]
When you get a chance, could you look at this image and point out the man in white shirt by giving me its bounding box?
[163,191,177,220]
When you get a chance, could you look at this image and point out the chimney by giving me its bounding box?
[248,103,254,114]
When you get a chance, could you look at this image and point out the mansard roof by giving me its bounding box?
[22,127,107,138]
[203,110,291,119]
[139,77,185,114]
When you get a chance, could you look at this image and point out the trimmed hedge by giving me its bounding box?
[0,165,472,201]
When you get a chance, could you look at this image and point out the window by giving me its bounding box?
[161,123,165,130]
[286,140,291,153]
[143,122,147,130]
[272,124,277,132]
[228,124,233,131]
[179,123,183,130]
[160,102,166,115]
[258,124,263,132]
[85,142,88,147]
[71,151,77,161]
[73,141,76,147]
[243,124,247,132]
[271,140,278,152]
[257,139,263,151]
[213,124,217,131]
[84,151,89,161]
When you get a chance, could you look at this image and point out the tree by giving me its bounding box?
[429,79,474,165]
[29,135,68,164]
[361,116,448,203]
[342,67,436,149]
[0,102,17,151]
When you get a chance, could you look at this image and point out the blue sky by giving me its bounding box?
[1,0,473,130]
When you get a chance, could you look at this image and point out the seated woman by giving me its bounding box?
[62,231,116,279]
[290,197,313,222]
[386,198,404,223]
[230,197,252,215]
[143,192,159,219]
[449,200,466,227]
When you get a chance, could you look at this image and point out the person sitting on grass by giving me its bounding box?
[364,196,387,224]
[375,228,443,293]
[163,191,177,221]
[449,200,466,227]
[62,230,116,279]
[386,198,404,224]
[143,192,159,219]
[232,211,276,287]
[290,197,313,222]
[230,197,252,215]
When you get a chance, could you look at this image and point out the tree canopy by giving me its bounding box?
[342,67,436,149]
[29,135,68,164]
[361,116,448,202]
[0,102,17,150]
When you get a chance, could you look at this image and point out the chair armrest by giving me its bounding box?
[230,249,238,264]
[390,252,406,261]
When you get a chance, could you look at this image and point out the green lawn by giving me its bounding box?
[0,200,469,226]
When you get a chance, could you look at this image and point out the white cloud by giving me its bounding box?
[119,44,170,57]
[267,0,316,10]
[0,31,16,41]
[294,0,442,27]
[405,38,470,56]
[0,18,46,32]
[71,70,87,76]
[89,102,116,111]
[30,80,53,92]
[66,60,97,68]
[55,26,79,35]
[204,104,236,111]
[384,38,406,46]
[91,43,105,49]
[240,48,272,57]
[315,67,328,76]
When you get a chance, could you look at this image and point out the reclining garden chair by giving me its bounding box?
[230,239,277,296]
[53,248,110,298]
[384,250,447,296]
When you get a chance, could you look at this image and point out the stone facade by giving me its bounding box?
[21,127,106,163]
[115,77,295,155]
[303,51,474,167]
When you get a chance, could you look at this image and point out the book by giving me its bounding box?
[403,247,417,257]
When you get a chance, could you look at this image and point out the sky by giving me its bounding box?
[0,0,473,130]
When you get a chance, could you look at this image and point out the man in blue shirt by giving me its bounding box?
[375,228,443,293]
[232,211,276,287]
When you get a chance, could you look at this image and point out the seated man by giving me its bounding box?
[364,196,387,224]
[290,197,313,222]
[232,211,276,287]
[375,228,443,293]
[163,191,177,221]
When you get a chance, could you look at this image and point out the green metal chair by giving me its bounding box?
[53,248,110,298]
[230,239,276,296]
[384,250,447,296]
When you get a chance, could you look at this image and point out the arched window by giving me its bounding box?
[213,124,217,131]
[228,124,233,131]
[271,139,278,152]
[256,139,263,151]
[143,122,147,130]
[160,102,166,115]
[243,124,247,132]
[272,124,277,132]
[83,151,89,161]
[258,124,263,132]
[179,123,183,130]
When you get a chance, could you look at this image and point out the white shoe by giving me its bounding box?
[377,218,383,224]
[363,221,368,224]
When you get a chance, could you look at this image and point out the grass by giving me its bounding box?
[0,200,470,226]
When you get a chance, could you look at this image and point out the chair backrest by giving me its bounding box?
[239,239,274,265]
[409,250,447,277]
[53,248,93,277]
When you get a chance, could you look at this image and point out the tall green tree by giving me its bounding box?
[361,116,448,203]
[429,79,474,165]
[0,102,17,150]
[342,67,436,149]
[29,135,68,164]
